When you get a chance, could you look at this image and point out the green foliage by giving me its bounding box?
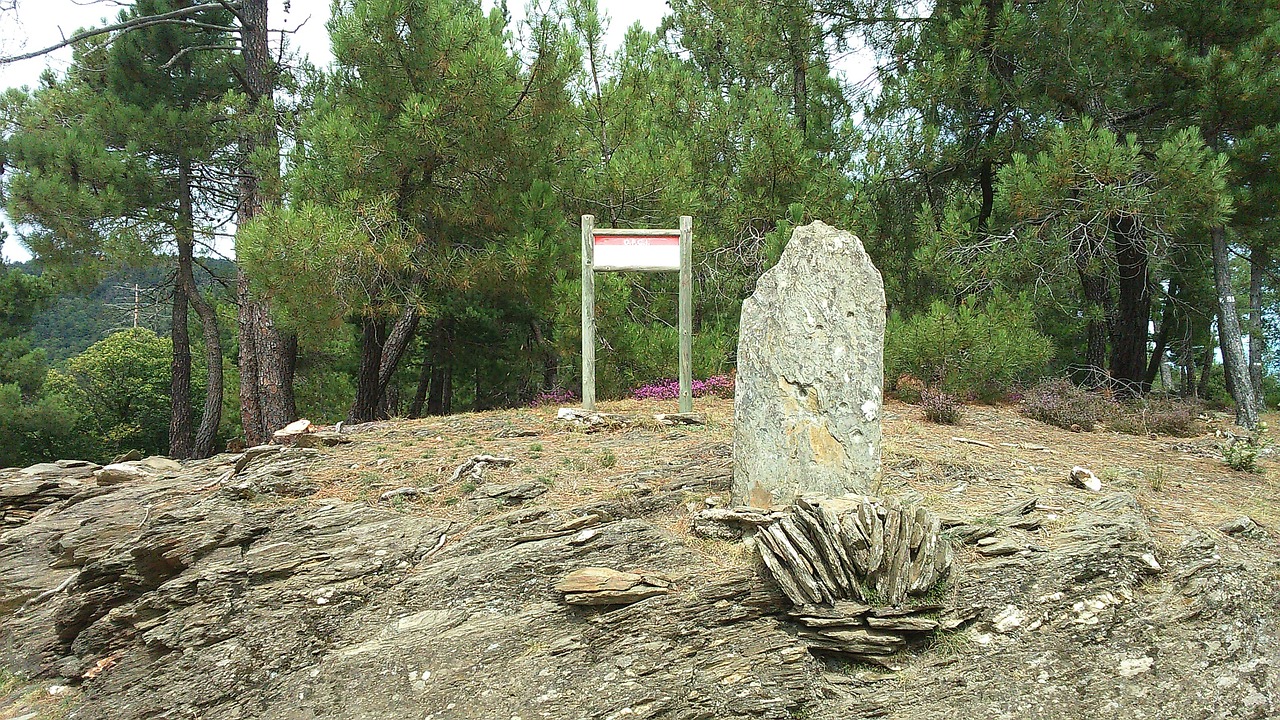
[0,263,79,467]
[45,328,174,460]
[1221,424,1269,472]
[1262,374,1280,411]
[886,292,1053,402]
[0,383,80,467]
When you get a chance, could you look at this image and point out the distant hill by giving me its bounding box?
[12,258,236,362]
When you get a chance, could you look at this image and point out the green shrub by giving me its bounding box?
[893,374,926,404]
[1262,374,1279,412]
[1222,423,1269,472]
[44,328,174,461]
[886,291,1053,402]
[1019,377,1117,431]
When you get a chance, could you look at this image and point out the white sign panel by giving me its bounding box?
[593,232,681,271]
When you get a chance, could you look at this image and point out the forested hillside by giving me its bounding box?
[0,0,1276,467]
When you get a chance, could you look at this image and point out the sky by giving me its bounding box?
[0,0,866,263]
[0,0,670,262]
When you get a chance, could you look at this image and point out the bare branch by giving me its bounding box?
[0,1,243,65]
[159,43,239,70]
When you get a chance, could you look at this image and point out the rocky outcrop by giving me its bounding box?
[733,221,885,507]
[1,446,1278,720]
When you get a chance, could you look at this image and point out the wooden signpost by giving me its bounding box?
[581,215,693,413]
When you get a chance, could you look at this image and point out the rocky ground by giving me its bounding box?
[1,399,1277,719]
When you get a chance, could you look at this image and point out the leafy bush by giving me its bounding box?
[44,328,174,460]
[921,388,962,424]
[1019,377,1117,431]
[1262,374,1279,412]
[886,291,1053,402]
[0,382,81,467]
[1222,423,1269,472]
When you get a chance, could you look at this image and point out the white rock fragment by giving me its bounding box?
[1069,466,1102,492]
[1118,657,1154,677]
[992,605,1026,633]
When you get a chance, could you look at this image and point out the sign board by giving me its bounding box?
[593,230,681,272]
[581,216,693,413]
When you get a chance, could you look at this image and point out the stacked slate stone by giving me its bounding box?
[787,602,979,662]
[754,495,953,608]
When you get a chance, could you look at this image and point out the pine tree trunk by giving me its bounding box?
[1211,225,1258,427]
[169,280,193,459]
[1143,294,1172,393]
[441,366,453,414]
[1197,343,1213,399]
[177,159,223,458]
[375,306,419,414]
[791,50,807,138]
[1073,233,1111,389]
[235,0,296,444]
[349,316,387,423]
[1108,216,1150,397]
[427,363,453,416]
[1249,245,1266,400]
[410,356,432,419]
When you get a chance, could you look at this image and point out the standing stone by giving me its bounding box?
[734,221,885,507]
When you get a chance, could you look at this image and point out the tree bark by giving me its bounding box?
[1249,245,1266,400]
[234,0,296,444]
[1143,293,1172,393]
[177,158,223,458]
[348,316,388,423]
[1197,343,1213,400]
[1211,225,1258,427]
[977,159,995,232]
[427,363,453,416]
[168,279,193,460]
[375,305,419,410]
[791,50,807,138]
[410,357,432,419]
[1108,215,1150,397]
[1073,232,1111,389]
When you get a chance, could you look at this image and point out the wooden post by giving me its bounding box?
[678,216,693,414]
[581,215,596,411]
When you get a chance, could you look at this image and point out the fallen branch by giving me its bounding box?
[654,412,707,426]
[1000,442,1052,453]
[951,437,996,449]
[16,572,79,616]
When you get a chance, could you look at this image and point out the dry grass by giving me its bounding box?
[881,402,1280,543]
[300,397,1278,544]
[307,397,736,524]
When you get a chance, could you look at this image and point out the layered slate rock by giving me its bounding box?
[733,221,885,507]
